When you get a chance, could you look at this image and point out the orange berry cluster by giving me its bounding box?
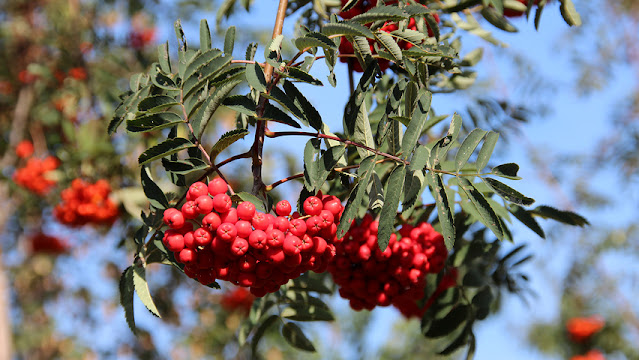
[162,178,343,297]
[28,232,69,255]
[220,287,255,315]
[13,148,60,196]
[566,315,605,343]
[328,214,448,315]
[338,0,440,72]
[54,179,119,226]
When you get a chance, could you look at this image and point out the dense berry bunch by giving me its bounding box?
[53,179,119,226]
[566,316,605,343]
[220,287,255,315]
[338,0,440,72]
[162,178,343,297]
[13,155,60,195]
[328,214,448,315]
[393,266,457,318]
[28,232,69,255]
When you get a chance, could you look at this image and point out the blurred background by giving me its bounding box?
[1,0,638,359]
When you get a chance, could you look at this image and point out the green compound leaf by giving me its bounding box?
[246,62,267,93]
[317,145,347,189]
[531,205,589,226]
[200,19,212,51]
[375,31,402,62]
[491,162,522,180]
[427,171,455,250]
[126,112,183,133]
[140,166,169,209]
[138,95,180,113]
[209,128,250,162]
[508,204,545,238]
[183,55,233,99]
[282,81,322,131]
[350,5,408,24]
[295,32,338,52]
[378,164,406,252]
[191,78,243,140]
[133,262,161,318]
[482,177,535,206]
[458,177,504,240]
[251,315,278,354]
[262,86,305,122]
[278,66,323,86]
[455,129,487,172]
[119,266,136,334]
[158,42,172,73]
[430,114,462,168]
[424,305,470,338]
[303,139,321,191]
[475,131,499,172]
[222,95,257,117]
[282,322,316,352]
[281,303,334,322]
[401,90,432,160]
[336,155,377,239]
[321,21,375,39]
[138,137,196,165]
[183,49,223,85]
[161,157,208,176]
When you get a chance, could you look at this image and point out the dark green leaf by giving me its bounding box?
[455,129,487,172]
[491,163,521,180]
[158,42,172,73]
[303,139,321,191]
[375,31,402,62]
[458,177,504,240]
[251,315,279,354]
[424,305,469,338]
[140,166,169,209]
[133,263,161,317]
[282,81,322,131]
[336,155,377,239]
[317,145,347,189]
[210,129,249,162]
[508,204,545,238]
[378,164,406,251]
[259,103,301,128]
[191,78,243,140]
[472,286,493,320]
[200,19,211,51]
[222,95,257,116]
[246,62,267,92]
[151,68,178,90]
[183,55,233,99]
[295,32,338,52]
[476,131,499,172]
[279,66,323,86]
[401,90,432,159]
[427,171,455,250]
[430,114,462,168]
[352,102,375,159]
[263,86,305,122]
[282,322,316,352]
[289,273,332,294]
[224,26,236,55]
[184,49,223,85]
[161,157,208,175]
[482,177,534,206]
[559,0,582,26]
[126,112,183,133]
[531,205,589,226]
[138,137,196,165]
[120,266,136,334]
[438,325,470,355]
[245,42,258,61]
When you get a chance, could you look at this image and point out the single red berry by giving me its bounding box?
[275,200,292,216]
[237,201,256,220]
[238,272,256,287]
[284,253,302,267]
[318,210,335,228]
[193,228,213,247]
[266,229,285,248]
[251,212,270,231]
[289,218,307,237]
[306,216,323,234]
[181,201,199,219]
[266,247,285,264]
[282,235,302,256]
[303,196,323,216]
[358,244,371,261]
[273,216,290,232]
[248,229,267,250]
[178,248,197,265]
[208,177,228,196]
[235,220,253,239]
[323,200,343,216]
[195,195,214,214]
[220,207,238,224]
[163,208,185,229]
[212,193,232,213]
[183,231,195,249]
[202,212,222,232]
[313,236,328,256]
[231,237,249,257]
[238,254,257,272]
[187,181,209,201]
[300,235,314,252]
[217,223,238,242]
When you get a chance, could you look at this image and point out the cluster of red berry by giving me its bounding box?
[162,178,343,297]
[13,142,60,196]
[28,232,69,255]
[570,350,605,360]
[328,214,448,315]
[53,179,119,226]
[220,286,255,315]
[566,315,605,343]
[338,0,440,72]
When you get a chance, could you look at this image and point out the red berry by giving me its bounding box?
[318,210,334,228]
[237,201,256,220]
[283,235,302,256]
[313,236,328,256]
[235,220,253,239]
[208,177,228,196]
[178,248,197,265]
[238,272,256,287]
[251,212,270,231]
[187,182,209,201]
[323,200,343,216]
[183,231,195,249]
[306,216,323,235]
[163,208,185,229]
[212,193,232,213]
[239,254,257,272]
[275,200,292,216]
[220,207,238,224]
[289,218,307,237]
[231,237,249,257]
[255,262,273,279]
[181,201,199,219]
[303,196,323,216]
[266,229,285,248]
[217,223,238,242]
[195,195,214,214]
[273,216,290,232]
[202,212,222,232]
[266,247,285,264]
[248,229,267,250]
[193,228,213,247]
